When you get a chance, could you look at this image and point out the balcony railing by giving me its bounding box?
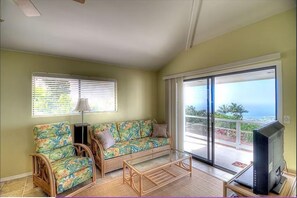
[185,115,268,151]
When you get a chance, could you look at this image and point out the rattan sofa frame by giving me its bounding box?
[90,131,171,177]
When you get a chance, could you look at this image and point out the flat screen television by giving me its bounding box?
[253,120,286,195]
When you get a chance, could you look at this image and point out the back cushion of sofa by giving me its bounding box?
[117,120,141,141]
[140,119,157,138]
[92,122,121,143]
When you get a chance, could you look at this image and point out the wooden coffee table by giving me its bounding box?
[123,149,192,196]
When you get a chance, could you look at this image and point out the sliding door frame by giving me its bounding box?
[184,77,214,165]
[183,61,282,173]
[183,60,282,122]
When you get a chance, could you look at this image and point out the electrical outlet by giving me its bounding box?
[283,115,290,124]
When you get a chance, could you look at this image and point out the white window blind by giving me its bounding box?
[80,80,116,112]
[32,73,117,116]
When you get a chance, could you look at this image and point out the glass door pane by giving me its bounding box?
[214,68,276,173]
[184,78,213,163]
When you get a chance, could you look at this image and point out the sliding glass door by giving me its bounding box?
[183,67,277,173]
[184,78,213,163]
[213,68,276,172]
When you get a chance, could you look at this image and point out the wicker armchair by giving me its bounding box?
[31,122,96,197]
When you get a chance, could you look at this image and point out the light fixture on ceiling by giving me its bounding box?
[13,0,85,17]
[73,0,86,4]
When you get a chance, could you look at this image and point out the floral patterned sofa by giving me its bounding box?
[90,119,171,177]
[32,122,96,196]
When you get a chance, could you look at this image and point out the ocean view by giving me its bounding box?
[185,78,276,122]
[188,103,275,121]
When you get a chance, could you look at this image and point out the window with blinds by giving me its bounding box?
[32,73,117,116]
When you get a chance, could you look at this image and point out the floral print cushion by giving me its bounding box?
[103,141,132,160]
[51,156,92,180]
[139,119,157,138]
[56,166,93,194]
[33,122,71,140]
[33,122,93,195]
[42,145,75,163]
[117,120,141,141]
[130,137,154,153]
[148,137,170,148]
[93,122,120,142]
[102,137,170,159]
[35,134,73,153]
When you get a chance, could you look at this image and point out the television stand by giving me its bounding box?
[271,175,287,194]
[223,163,296,197]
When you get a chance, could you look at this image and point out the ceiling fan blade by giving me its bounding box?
[14,0,40,17]
[73,0,85,4]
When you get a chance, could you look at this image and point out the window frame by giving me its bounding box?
[32,72,117,117]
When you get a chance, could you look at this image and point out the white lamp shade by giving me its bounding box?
[74,98,91,112]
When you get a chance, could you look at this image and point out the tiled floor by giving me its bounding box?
[185,132,253,173]
[0,159,233,197]
[0,175,47,197]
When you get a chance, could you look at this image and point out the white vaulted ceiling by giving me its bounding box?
[0,0,296,70]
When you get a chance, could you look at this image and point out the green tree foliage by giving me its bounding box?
[185,105,207,124]
[217,104,229,114]
[34,79,73,115]
[216,103,248,120]
[185,103,260,144]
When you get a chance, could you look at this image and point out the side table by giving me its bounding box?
[74,123,90,145]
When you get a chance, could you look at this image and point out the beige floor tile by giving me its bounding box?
[0,189,23,197]
[26,176,33,182]
[23,187,47,197]
[4,177,27,184]
[1,177,26,194]
[24,182,35,192]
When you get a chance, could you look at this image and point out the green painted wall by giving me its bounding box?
[1,8,296,178]
[0,50,157,178]
[157,9,296,171]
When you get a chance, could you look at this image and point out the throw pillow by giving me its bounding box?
[152,124,168,138]
[97,129,115,150]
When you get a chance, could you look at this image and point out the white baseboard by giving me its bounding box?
[0,172,32,182]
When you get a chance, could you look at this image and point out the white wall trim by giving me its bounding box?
[163,52,281,80]
[0,172,32,182]
[276,61,283,123]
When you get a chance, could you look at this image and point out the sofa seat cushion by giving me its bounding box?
[103,141,132,160]
[93,122,121,142]
[51,156,92,180]
[56,166,92,194]
[117,120,141,142]
[148,137,170,148]
[130,137,154,153]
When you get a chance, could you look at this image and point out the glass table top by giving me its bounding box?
[125,149,191,173]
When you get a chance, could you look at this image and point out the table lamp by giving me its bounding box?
[74,98,91,144]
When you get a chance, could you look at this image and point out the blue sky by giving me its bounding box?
[184,79,276,119]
